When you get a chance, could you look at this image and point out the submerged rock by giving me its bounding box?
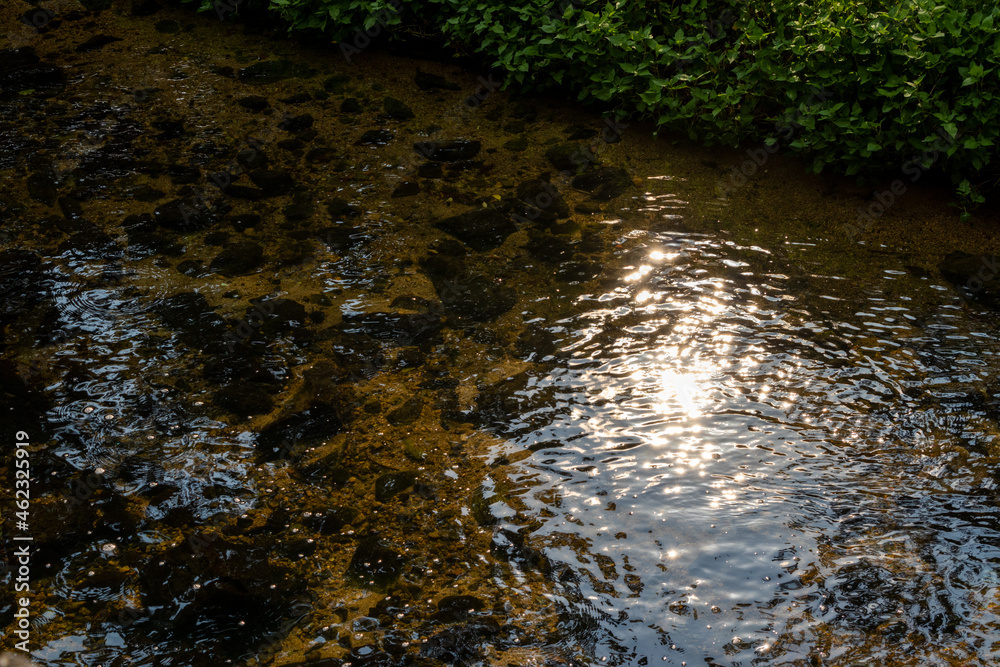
[213,384,274,417]
[374,471,418,501]
[383,97,415,120]
[355,129,394,146]
[346,536,406,587]
[153,198,214,231]
[75,35,123,53]
[238,60,314,84]
[515,179,570,222]
[209,242,264,277]
[415,140,481,162]
[939,251,1000,308]
[248,169,294,196]
[434,208,516,252]
[279,113,313,133]
[571,165,632,200]
[415,69,461,91]
[386,397,424,425]
[256,403,344,461]
[237,95,270,112]
[545,142,596,172]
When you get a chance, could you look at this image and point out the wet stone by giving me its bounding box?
[323,74,351,94]
[355,129,394,146]
[214,384,275,417]
[237,147,268,170]
[152,119,184,140]
[279,92,312,104]
[166,164,200,184]
[238,60,314,84]
[565,124,599,140]
[418,162,443,178]
[571,165,633,200]
[302,506,359,534]
[421,619,501,663]
[237,95,270,112]
[374,471,418,501]
[346,536,406,587]
[546,142,597,172]
[221,183,267,201]
[415,70,461,91]
[415,140,481,162]
[26,169,59,205]
[153,198,214,231]
[434,208,516,252]
[248,169,295,196]
[391,181,420,198]
[386,397,424,426]
[153,291,228,351]
[340,97,362,113]
[515,179,570,222]
[383,97,415,120]
[231,214,262,231]
[154,19,181,33]
[503,137,528,153]
[435,272,516,322]
[74,35,123,53]
[305,147,337,163]
[432,595,487,622]
[279,113,314,133]
[938,251,1000,308]
[277,138,305,151]
[209,241,264,277]
[256,403,344,461]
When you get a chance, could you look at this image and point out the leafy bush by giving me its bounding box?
[184,0,1000,202]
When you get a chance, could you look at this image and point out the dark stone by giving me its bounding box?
[415,70,461,91]
[317,223,361,250]
[414,140,481,162]
[154,19,181,33]
[302,506,359,534]
[214,384,274,416]
[256,403,344,461]
[939,252,1000,308]
[209,65,236,78]
[0,250,50,328]
[323,74,351,94]
[204,231,229,246]
[152,119,184,140]
[383,97,414,120]
[327,198,361,219]
[248,170,294,196]
[154,198,214,231]
[346,537,406,587]
[565,125,598,140]
[279,113,314,133]
[175,259,205,277]
[75,35,123,53]
[431,271,516,322]
[510,102,537,121]
[26,169,59,205]
[434,208,516,252]
[0,47,64,93]
[166,164,200,184]
[153,292,228,352]
[417,162,443,178]
[210,242,264,277]
[374,471,418,501]
[386,397,423,426]
[253,297,308,337]
[237,147,268,170]
[231,214,262,231]
[431,595,486,622]
[421,619,501,662]
[238,60,314,84]
[514,325,558,361]
[340,97,362,113]
[502,120,525,134]
[355,129,394,146]
[546,142,596,172]
[279,92,311,104]
[391,181,420,198]
[515,179,570,222]
[277,138,305,151]
[305,147,337,163]
[125,184,166,202]
[221,184,266,201]
[571,165,633,200]
[237,95,270,112]
[339,311,443,345]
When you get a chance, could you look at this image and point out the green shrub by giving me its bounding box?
[184,0,1000,203]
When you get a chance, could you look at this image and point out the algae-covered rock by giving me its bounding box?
[571,165,633,200]
[346,536,407,587]
[374,471,418,501]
